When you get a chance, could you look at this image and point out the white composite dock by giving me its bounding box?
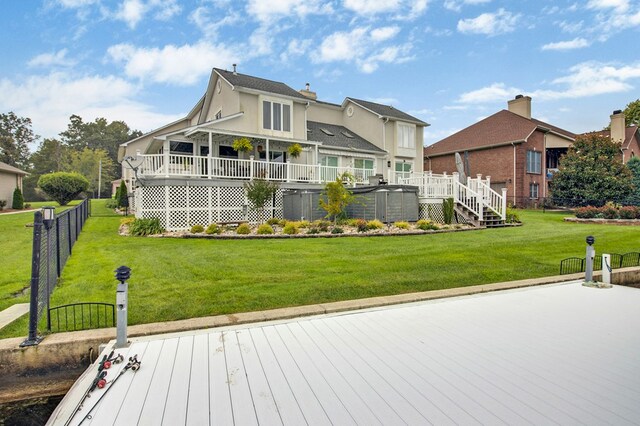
[49,281,640,425]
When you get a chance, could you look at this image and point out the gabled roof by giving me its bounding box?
[584,126,640,149]
[307,121,386,154]
[345,97,428,126]
[214,68,310,101]
[425,110,575,157]
[0,161,28,175]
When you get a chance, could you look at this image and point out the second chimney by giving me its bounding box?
[610,109,625,143]
[299,82,317,100]
[508,94,532,120]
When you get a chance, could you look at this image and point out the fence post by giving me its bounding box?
[21,211,44,346]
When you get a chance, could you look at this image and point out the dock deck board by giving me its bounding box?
[50,282,640,425]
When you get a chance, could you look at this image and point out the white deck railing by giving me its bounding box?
[398,172,507,221]
[139,154,376,185]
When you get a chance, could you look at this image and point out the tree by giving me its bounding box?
[627,156,640,205]
[38,172,89,206]
[12,187,24,209]
[117,180,129,209]
[65,148,116,197]
[319,173,357,224]
[623,99,640,127]
[59,115,142,163]
[244,178,279,223]
[24,138,69,201]
[551,134,633,207]
[0,112,38,169]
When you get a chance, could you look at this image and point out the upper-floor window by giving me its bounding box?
[526,150,542,174]
[397,123,415,149]
[262,100,291,132]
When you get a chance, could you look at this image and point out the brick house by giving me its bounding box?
[583,110,640,163]
[423,96,575,206]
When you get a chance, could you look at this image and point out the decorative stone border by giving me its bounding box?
[564,217,640,226]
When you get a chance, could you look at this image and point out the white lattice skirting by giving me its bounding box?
[135,183,285,231]
[419,199,468,225]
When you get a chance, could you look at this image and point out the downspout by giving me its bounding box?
[512,142,517,205]
[382,117,389,181]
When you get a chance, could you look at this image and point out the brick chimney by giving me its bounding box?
[299,82,317,100]
[610,109,625,143]
[508,94,532,119]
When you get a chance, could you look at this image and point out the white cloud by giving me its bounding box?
[344,0,401,15]
[535,61,640,100]
[557,20,584,33]
[444,0,491,12]
[0,72,181,137]
[457,8,520,36]
[457,82,522,104]
[343,0,429,19]
[28,49,76,68]
[370,26,401,42]
[115,0,181,29]
[246,0,332,22]
[280,39,312,62]
[54,0,97,7]
[587,0,629,12]
[313,26,412,73]
[107,41,239,86]
[189,6,241,40]
[455,61,640,106]
[541,37,589,51]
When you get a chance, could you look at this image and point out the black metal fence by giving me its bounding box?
[22,199,90,346]
[560,252,640,275]
[48,302,115,333]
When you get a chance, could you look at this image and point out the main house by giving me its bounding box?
[118,66,429,230]
[423,95,576,206]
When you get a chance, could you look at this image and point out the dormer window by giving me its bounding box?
[262,99,291,132]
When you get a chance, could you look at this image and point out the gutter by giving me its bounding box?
[424,139,526,159]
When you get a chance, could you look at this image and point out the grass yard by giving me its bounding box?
[1,200,639,339]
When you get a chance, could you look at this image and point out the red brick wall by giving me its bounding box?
[425,129,549,205]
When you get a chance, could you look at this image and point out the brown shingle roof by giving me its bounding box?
[425,110,575,157]
[584,126,640,149]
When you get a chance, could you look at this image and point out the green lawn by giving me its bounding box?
[1,201,639,339]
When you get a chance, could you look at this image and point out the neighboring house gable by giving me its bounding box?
[424,96,575,205]
[582,110,640,163]
[0,161,28,205]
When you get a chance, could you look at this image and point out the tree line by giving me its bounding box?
[1,112,141,201]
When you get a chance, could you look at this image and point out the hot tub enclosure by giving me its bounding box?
[283,185,419,223]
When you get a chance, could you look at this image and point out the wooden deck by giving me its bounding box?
[50,282,640,425]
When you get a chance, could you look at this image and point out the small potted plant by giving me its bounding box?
[287,143,302,159]
[233,137,253,157]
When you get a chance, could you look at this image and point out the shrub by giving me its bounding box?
[0,200,6,210]
[190,224,205,233]
[12,187,24,209]
[236,223,251,235]
[306,227,321,235]
[601,202,619,219]
[443,197,454,224]
[257,224,274,234]
[283,222,299,235]
[574,206,600,219]
[618,206,639,219]
[38,172,89,206]
[354,219,368,232]
[394,221,410,230]
[129,218,164,236]
[313,220,331,232]
[23,203,31,209]
[416,219,439,231]
[105,199,118,209]
[244,178,279,223]
[205,223,221,235]
[331,226,344,234]
[120,217,135,226]
[297,220,310,228]
[505,206,521,223]
[117,181,129,209]
[267,218,281,226]
[367,219,384,230]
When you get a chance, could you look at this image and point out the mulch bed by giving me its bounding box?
[564,218,640,226]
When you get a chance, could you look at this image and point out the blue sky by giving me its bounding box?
[1,0,639,147]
